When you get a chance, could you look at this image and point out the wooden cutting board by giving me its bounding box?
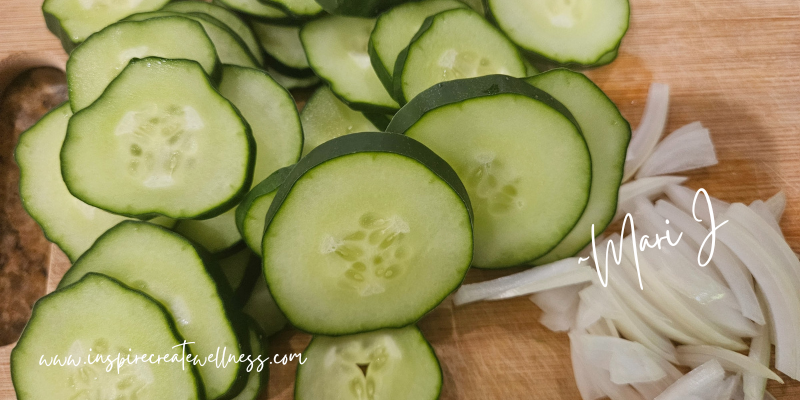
[1,0,799,398]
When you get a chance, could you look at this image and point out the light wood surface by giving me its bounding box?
[1,0,800,398]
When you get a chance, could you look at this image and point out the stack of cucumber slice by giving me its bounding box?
[14,0,634,397]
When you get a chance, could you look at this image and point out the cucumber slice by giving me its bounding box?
[236,166,293,256]
[300,86,378,156]
[295,326,441,400]
[12,273,202,399]
[244,274,289,337]
[233,319,269,400]
[126,11,259,68]
[250,21,313,76]
[267,66,321,89]
[214,0,294,23]
[368,0,467,93]
[262,132,473,335]
[175,65,302,253]
[163,1,265,65]
[59,221,250,400]
[42,0,169,51]
[362,112,392,131]
[67,17,220,112]
[260,0,323,18]
[301,16,400,114]
[527,70,630,264]
[458,0,484,15]
[16,104,127,261]
[387,75,591,268]
[62,58,254,219]
[313,0,405,17]
[393,8,526,104]
[219,248,256,292]
[487,0,630,65]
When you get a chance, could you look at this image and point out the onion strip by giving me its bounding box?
[623,83,670,182]
[636,122,717,179]
[675,345,783,383]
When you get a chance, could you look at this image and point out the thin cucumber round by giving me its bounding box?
[67,17,220,112]
[163,1,265,65]
[487,0,630,65]
[232,319,269,400]
[244,274,289,337]
[368,0,467,93]
[126,11,260,68]
[362,112,392,131]
[295,326,441,400]
[58,221,250,400]
[301,16,400,114]
[250,21,314,77]
[236,166,293,256]
[62,57,255,220]
[16,104,127,261]
[267,65,321,89]
[313,0,405,17]
[219,248,257,294]
[175,65,302,253]
[259,0,323,18]
[387,75,591,268]
[300,85,378,156]
[262,132,473,335]
[214,0,295,24]
[12,273,202,399]
[42,0,169,51]
[393,8,526,104]
[528,69,630,264]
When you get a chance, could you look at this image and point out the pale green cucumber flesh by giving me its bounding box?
[528,69,630,264]
[231,320,268,400]
[67,17,220,112]
[368,0,467,92]
[251,21,311,73]
[244,275,289,337]
[62,58,254,219]
[295,326,441,400]
[16,104,127,261]
[58,221,249,400]
[300,86,378,156]
[125,11,259,68]
[12,274,201,400]
[260,0,323,17]
[266,66,321,89]
[262,132,472,335]
[42,0,169,49]
[163,1,265,65]
[301,16,399,113]
[219,248,256,292]
[236,166,292,256]
[175,65,300,253]
[387,75,591,268]
[394,8,526,103]
[214,0,292,22]
[487,0,629,65]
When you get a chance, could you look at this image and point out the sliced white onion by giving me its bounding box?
[580,283,678,362]
[530,283,584,332]
[749,200,783,236]
[717,219,800,379]
[654,199,764,325]
[743,288,771,400]
[623,83,671,182]
[676,345,783,383]
[615,176,688,222]
[714,374,741,400]
[655,359,726,400]
[636,122,717,179]
[616,237,748,351]
[665,184,730,226]
[452,257,588,306]
[764,191,786,222]
[576,335,668,384]
[569,331,606,400]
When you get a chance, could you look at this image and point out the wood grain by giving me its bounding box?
[1,0,799,398]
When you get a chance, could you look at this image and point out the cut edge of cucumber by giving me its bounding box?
[261,132,473,335]
[235,165,294,254]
